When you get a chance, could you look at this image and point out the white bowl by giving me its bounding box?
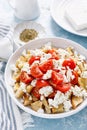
[5,37,87,119]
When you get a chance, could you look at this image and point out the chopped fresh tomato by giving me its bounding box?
[51,71,64,85]
[20,71,33,84]
[52,69,60,73]
[48,49,59,60]
[62,58,76,69]
[31,87,40,99]
[56,83,71,93]
[30,64,43,78]
[39,59,53,72]
[36,80,49,89]
[29,56,40,65]
[71,71,78,85]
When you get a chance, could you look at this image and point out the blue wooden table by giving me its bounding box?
[0,0,87,130]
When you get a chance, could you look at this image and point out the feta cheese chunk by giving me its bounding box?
[48,91,66,108]
[20,82,26,93]
[42,70,52,80]
[57,49,70,58]
[30,49,44,56]
[81,71,87,78]
[65,1,87,31]
[40,53,52,63]
[21,62,30,74]
[53,59,64,70]
[39,86,53,97]
[71,85,87,97]
[66,67,74,82]
[79,55,86,61]
[63,100,72,112]
[31,79,37,87]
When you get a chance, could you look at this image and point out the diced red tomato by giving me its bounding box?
[29,56,40,65]
[49,79,56,87]
[56,83,71,93]
[20,71,33,84]
[31,87,40,99]
[62,58,76,69]
[48,49,59,60]
[39,59,53,72]
[30,64,43,78]
[36,80,49,89]
[51,71,64,85]
[71,71,78,85]
[52,69,60,73]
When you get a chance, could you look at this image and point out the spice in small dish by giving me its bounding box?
[20,29,38,42]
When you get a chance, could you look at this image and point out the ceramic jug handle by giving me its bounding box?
[8,0,15,9]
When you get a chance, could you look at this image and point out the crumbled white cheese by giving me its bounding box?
[21,62,30,74]
[37,108,44,113]
[10,64,18,72]
[20,82,26,93]
[40,53,52,63]
[63,100,72,112]
[71,85,87,98]
[48,91,66,108]
[53,59,64,70]
[40,95,44,101]
[60,69,66,75]
[79,54,86,61]
[81,71,87,78]
[42,70,52,80]
[63,75,68,83]
[30,49,44,56]
[66,67,74,82]
[39,86,53,97]
[44,42,52,50]
[64,90,71,100]
[31,79,37,87]
[57,49,70,58]
[22,49,27,57]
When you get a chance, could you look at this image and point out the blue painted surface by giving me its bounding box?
[1,0,87,130]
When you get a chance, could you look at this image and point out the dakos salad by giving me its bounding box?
[11,43,87,114]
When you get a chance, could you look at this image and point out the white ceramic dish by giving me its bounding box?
[13,21,46,49]
[5,37,87,119]
[50,0,87,37]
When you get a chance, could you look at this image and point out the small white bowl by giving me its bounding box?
[5,37,87,119]
[13,21,46,50]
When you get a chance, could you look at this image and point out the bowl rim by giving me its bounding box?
[5,37,87,119]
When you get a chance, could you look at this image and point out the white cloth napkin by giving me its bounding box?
[0,22,13,61]
[0,62,23,130]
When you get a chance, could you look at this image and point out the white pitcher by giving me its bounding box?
[8,0,40,20]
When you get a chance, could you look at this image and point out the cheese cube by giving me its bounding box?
[65,1,87,31]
